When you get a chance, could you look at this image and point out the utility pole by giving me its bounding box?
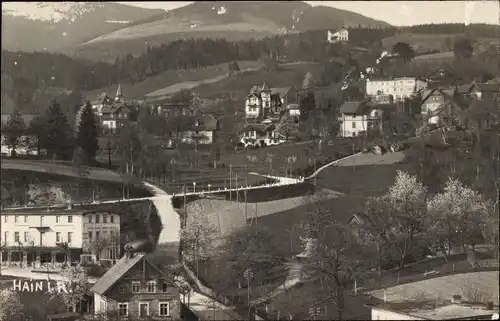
[236,175,239,203]
[105,139,113,169]
[244,190,248,223]
[183,185,187,229]
[229,164,232,201]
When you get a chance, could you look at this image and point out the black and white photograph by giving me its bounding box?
[0,1,499,320]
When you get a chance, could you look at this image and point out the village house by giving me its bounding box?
[338,101,384,137]
[420,87,469,125]
[0,206,121,268]
[179,115,219,145]
[366,77,427,102]
[91,252,182,319]
[327,27,349,43]
[244,83,299,119]
[239,123,284,147]
[1,113,43,156]
[458,82,500,100]
[86,85,135,133]
[152,101,195,117]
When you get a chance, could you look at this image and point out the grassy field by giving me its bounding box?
[197,62,325,100]
[84,60,262,100]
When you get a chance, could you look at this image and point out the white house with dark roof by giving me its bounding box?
[338,101,383,137]
[91,252,183,319]
[244,83,299,119]
[327,27,349,43]
[238,123,284,147]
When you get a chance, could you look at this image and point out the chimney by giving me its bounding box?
[67,202,73,210]
[451,295,462,304]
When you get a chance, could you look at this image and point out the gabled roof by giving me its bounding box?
[91,253,180,297]
[271,87,293,97]
[240,123,275,134]
[473,83,500,93]
[261,82,271,92]
[91,253,145,296]
[339,101,377,115]
[101,104,131,115]
[246,92,262,100]
[92,93,112,105]
[421,87,456,104]
[183,115,219,131]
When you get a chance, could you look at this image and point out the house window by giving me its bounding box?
[14,216,18,223]
[110,215,114,223]
[96,231,100,240]
[4,232,9,243]
[24,232,28,243]
[352,122,356,129]
[88,215,92,223]
[88,232,93,243]
[96,215,100,223]
[3,216,6,223]
[103,215,107,223]
[119,286,124,293]
[139,302,150,317]
[118,303,129,317]
[24,216,27,223]
[14,232,19,243]
[159,302,170,317]
[352,132,357,137]
[132,281,141,293]
[67,232,73,244]
[56,216,60,223]
[162,283,168,292]
[68,216,73,223]
[147,281,156,293]
[56,232,61,243]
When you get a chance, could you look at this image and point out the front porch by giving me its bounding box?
[0,247,82,270]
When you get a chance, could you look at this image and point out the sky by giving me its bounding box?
[119,1,500,26]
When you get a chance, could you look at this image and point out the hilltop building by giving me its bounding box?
[327,27,349,43]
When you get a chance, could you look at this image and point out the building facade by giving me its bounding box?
[366,78,427,102]
[327,27,349,43]
[239,123,284,147]
[339,101,383,137]
[244,83,297,119]
[0,207,120,267]
[92,252,182,320]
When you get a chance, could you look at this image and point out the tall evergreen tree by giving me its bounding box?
[44,100,74,160]
[76,102,99,162]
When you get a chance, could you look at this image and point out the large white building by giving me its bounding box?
[327,27,349,43]
[366,77,427,101]
[0,206,120,267]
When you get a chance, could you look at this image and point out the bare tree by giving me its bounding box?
[354,195,395,275]
[92,237,110,262]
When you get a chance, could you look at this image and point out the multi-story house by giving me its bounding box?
[92,252,182,320]
[101,104,132,133]
[239,123,284,147]
[366,77,427,102]
[0,207,120,268]
[420,87,469,125]
[327,27,349,43]
[338,101,383,137]
[179,115,220,145]
[460,82,500,100]
[244,83,299,119]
